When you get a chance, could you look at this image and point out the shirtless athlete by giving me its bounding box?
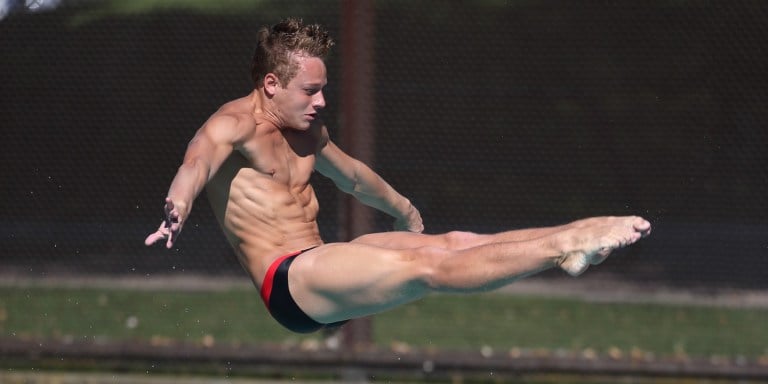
[145,18,652,334]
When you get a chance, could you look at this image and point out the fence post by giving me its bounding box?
[338,0,376,354]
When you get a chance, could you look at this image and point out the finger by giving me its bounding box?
[145,231,166,246]
[165,197,175,210]
[145,222,170,246]
[166,229,175,249]
[170,210,180,224]
[165,211,179,229]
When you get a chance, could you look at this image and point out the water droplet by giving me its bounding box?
[125,316,139,329]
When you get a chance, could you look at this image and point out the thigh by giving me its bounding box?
[286,241,442,324]
[352,230,491,251]
[351,231,441,249]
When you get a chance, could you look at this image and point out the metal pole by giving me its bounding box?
[338,0,375,353]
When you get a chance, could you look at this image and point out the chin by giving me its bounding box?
[293,121,312,130]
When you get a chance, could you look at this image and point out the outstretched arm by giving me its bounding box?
[145,114,251,248]
[315,138,423,233]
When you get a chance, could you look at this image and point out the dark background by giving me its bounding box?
[1,1,766,289]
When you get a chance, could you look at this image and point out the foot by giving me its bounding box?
[555,216,651,276]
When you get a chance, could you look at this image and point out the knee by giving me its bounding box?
[405,246,458,291]
[442,230,484,250]
[350,233,375,244]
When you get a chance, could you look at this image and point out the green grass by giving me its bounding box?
[1,286,766,359]
[376,294,767,358]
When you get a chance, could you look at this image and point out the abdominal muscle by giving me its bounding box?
[206,154,324,287]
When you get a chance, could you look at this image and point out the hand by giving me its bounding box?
[394,206,424,233]
[144,197,185,249]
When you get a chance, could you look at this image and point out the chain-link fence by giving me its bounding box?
[2,1,767,290]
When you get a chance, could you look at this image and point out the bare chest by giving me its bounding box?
[237,133,317,187]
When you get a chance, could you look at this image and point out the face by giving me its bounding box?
[270,55,327,130]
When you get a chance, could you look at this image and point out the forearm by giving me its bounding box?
[347,164,416,222]
[351,174,414,220]
[166,159,210,217]
[316,141,420,227]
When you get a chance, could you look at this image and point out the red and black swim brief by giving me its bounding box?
[260,248,348,333]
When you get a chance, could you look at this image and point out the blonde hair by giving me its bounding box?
[251,18,334,87]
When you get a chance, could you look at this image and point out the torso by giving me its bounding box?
[204,96,325,287]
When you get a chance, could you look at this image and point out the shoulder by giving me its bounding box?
[198,99,265,144]
[312,120,331,151]
[198,112,254,144]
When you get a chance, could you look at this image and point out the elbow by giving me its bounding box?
[334,179,357,195]
[337,166,363,195]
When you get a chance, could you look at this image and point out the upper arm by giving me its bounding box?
[315,138,361,192]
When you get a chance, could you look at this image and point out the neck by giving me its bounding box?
[249,90,283,128]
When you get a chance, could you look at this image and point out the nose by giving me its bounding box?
[313,91,326,110]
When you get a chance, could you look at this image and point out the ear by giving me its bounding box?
[263,73,281,97]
